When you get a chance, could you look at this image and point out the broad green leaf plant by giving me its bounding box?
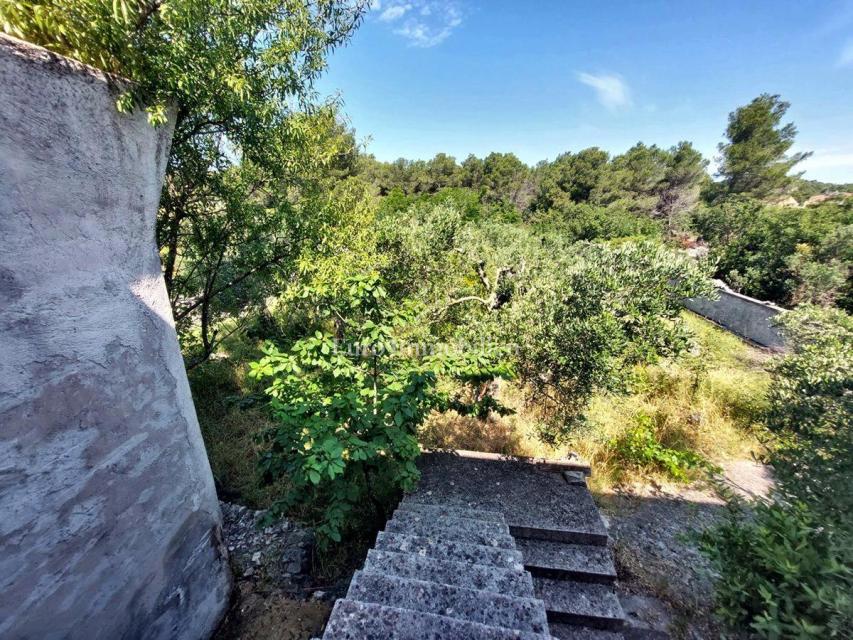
[250,274,509,545]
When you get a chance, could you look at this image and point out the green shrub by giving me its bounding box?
[700,501,852,638]
[701,305,853,638]
[768,305,853,524]
[692,198,852,310]
[249,275,427,545]
[608,413,707,480]
[507,240,715,441]
[529,202,663,242]
[249,274,505,545]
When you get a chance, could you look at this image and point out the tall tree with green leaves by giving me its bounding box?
[716,94,811,199]
[657,141,708,232]
[481,152,534,212]
[532,147,609,211]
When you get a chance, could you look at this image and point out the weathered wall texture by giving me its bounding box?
[0,36,230,639]
[684,281,785,350]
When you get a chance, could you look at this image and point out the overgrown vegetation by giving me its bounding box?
[422,312,771,488]
[248,274,506,545]
[694,196,852,310]
[608,413,709,481]
[700,306,853,638]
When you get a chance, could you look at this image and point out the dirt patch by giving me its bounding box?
[214,580,331,640]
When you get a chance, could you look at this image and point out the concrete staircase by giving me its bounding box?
[411,452,627,639]
[322,498,551,639]
[323,452,630,639]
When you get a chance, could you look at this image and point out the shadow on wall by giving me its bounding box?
[0,35,230,639]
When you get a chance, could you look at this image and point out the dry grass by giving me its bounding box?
[421,312,772,491]
[189,353,286,509]
[419,410,525,454]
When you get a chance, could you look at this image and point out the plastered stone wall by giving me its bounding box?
[684,280,785,350]
[0,36,230,639]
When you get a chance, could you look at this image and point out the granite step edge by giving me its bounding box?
[347,570,550,634]
[390,510,511,536]
[533,576,625,631]
[375,531,524,570]
[384,518,517,549]
[396,500,507,523]
[548,622,626,639]
[364,549,535,598]
[515,539,617,584]
[509,524,609,547]
[322,598,551,640]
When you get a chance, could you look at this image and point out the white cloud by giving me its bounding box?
[379,4,411,21]
[375,1,463,47]
[577,72,632,112]
[838,39,853,67]
[801,151,853,171]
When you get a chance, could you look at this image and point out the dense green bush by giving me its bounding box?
[528,202,662,242]
[767,306,853,523]
[692,198,852,310]
[249,274,506,545]
[700,500,852,638]
[701,305,853,638]
[249,275,427,544]
[506,240,715,441]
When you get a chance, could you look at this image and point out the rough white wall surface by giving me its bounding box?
[684,281,785,350]
[0,36,231,639]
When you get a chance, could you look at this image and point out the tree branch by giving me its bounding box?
[475,261,491,291]
[173,252,288,321]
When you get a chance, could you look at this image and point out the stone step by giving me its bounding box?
[322,598,549,640]
[509,522,608,548]
[533,576,624,630]
[413,454,610,547]
[347,571,550,634]
[364,549,534,598]
[375,531,524,570]
[390,510,511,536]
[413,487,609,548]
[397,500,506,523]
[622,630,669,640]
[548,623,625,639]
[563,470,589,486]
[384,516,517,549]
[515,539,616,584]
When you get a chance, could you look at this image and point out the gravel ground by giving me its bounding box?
[597,460,773,639]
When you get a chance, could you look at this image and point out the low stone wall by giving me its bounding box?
[0,36,230,638]
[684,281,785,350]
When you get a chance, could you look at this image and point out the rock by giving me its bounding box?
[620,594,672,636]
[563,470,588,486]
[220,500,314,591]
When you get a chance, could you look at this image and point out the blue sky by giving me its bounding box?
[317,0,853,183]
